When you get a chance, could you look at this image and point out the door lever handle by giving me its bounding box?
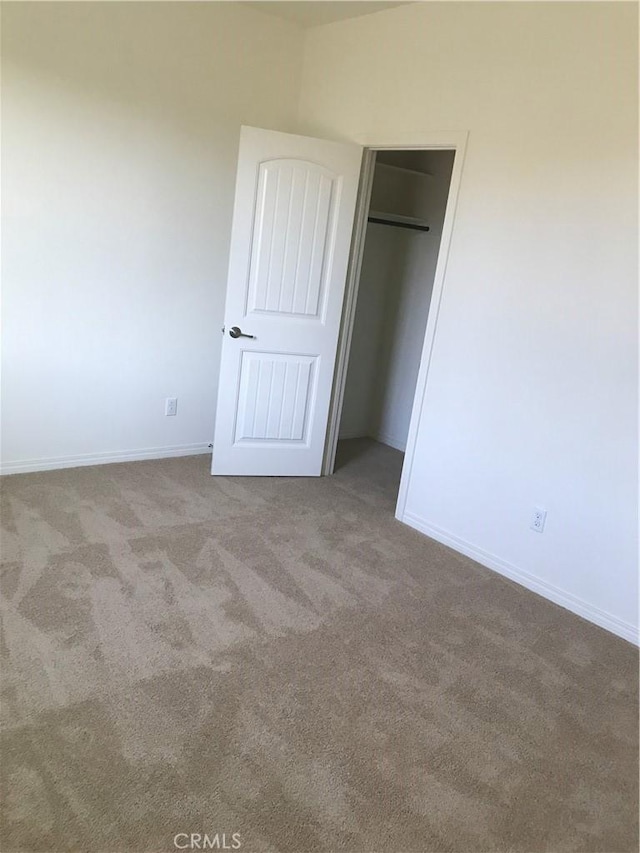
[229,326,255,340]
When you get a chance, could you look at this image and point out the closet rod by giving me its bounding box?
[367,215,430,232]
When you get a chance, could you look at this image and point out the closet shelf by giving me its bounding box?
[375,162,434,180]
[368,211,430,232]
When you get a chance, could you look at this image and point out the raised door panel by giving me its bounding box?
[234,352,317,444]
[247,160,340,320]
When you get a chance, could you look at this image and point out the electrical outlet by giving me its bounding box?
[165,397,178,417]
[530,507,547,533]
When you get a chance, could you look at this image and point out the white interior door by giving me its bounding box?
[211,126,362,476]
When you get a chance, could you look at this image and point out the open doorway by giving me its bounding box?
[326,147,457,508]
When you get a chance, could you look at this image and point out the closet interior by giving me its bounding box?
[337,148,455,473]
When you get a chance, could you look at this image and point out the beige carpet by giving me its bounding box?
[1,439,637,853]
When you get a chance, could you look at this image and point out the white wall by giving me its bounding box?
[370,228,437,451]
[338,221,395,441]
[299,2,639,642]
[1,2,303,472]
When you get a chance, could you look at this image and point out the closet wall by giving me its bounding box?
[340,150,455,451]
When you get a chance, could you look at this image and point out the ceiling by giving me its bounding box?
[243,2,410,29]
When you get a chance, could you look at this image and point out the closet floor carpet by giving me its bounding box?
[1,439,638,853]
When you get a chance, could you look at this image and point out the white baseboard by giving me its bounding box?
[373,429,406,453]
[0,443,211,476]
[338,429,407,453]
[401,511,639,646]
[338,430,369,441]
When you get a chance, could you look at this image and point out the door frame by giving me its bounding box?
[322,130,469,524]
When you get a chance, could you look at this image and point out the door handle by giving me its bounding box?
[229,326,256,340]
